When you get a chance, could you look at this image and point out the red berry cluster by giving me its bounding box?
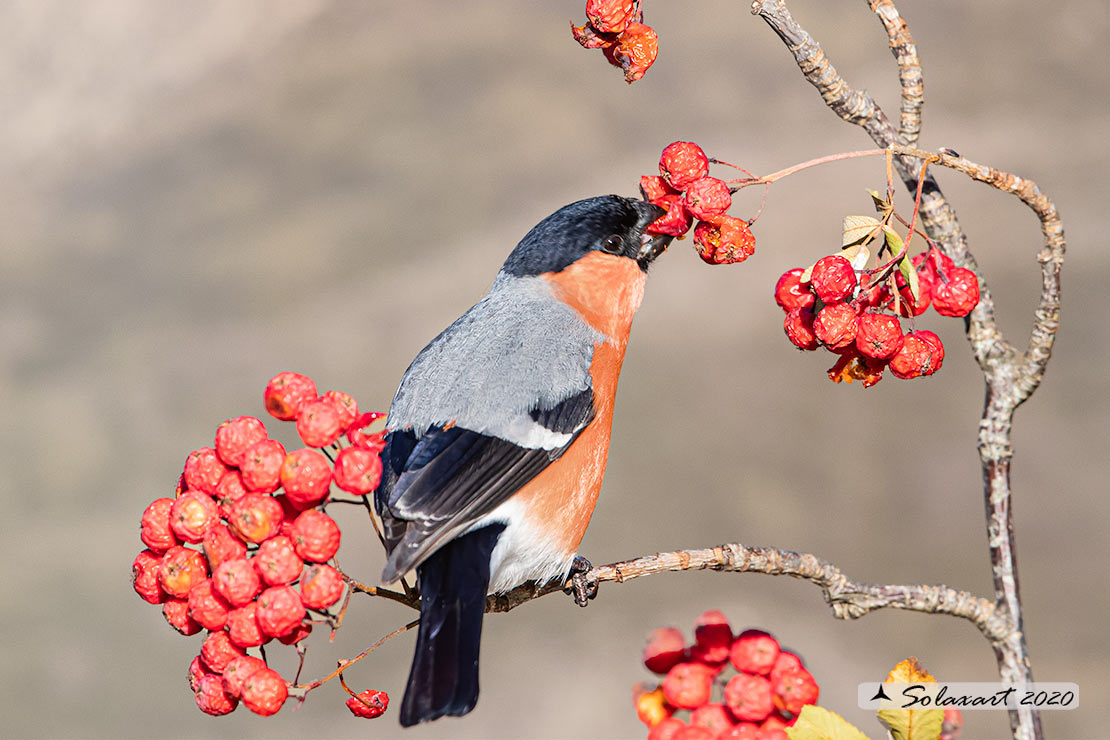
[776,247,978,387]
[132,371,390,719]
[640,142,756,265]
[571,0,658,83]
[634,611,820,740]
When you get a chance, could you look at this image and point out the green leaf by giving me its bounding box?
[876,659,945,740]
[881,224,904,256]
[843,215,881,247]
[787,705,872,740]
[899,255,921,303]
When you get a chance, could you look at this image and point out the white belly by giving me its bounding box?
[467,498,576,594]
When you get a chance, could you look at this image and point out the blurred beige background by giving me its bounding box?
[2,1,1106,738]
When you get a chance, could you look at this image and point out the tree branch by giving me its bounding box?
[869,0,923,147]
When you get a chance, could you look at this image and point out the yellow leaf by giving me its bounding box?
[877,658,945,740]
[843,215,881,247]
[787,705,872,740]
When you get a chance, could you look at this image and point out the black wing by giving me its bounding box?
[376,387,595,582]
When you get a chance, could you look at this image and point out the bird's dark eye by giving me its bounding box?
[600,234,624,254]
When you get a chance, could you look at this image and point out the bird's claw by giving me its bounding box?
[564,555,599,607]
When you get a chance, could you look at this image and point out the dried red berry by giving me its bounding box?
[784,307,819,351]
[226,602,268,648]
[277,620,313,645]
[227,493,283,544]
[347,689,390,719]
[346,411,387,448]
[813,303,859,351]
[606,22,658,83]
[273,493,300,539]
[662,662,714,709]
[140,498,180,554]
[187,580,231,630]
[201,629,247,673]
[253,535,304,586]
[718,723,761,740]
[941,707,964,740]
[932,266,979,317]
[570,20,613,50]
[333,445,383,496]
[290,509,341,562]
[761,713,792,733]
[660,142,710,190]
[279,448,333,508]
[672,726,715,740]
[300,563,345,609]
[646,194,693,237]
[643,627,686,675]
[296,399,342,448]
[203,523,247,572]
[724,673,774,722]
[692,216,755,265]
[648,717,688,740]
[729,629,780,676]
[855,312,904,360]
[889,330,945,379]
[183,447,228,495]
[808,255,858,303]
[775,268,815,313]
[321,390,359,431]
[239,439,286,494]
[691,610,732,666]
[770,651,805,682]
[170,491,220,544]
[241,667,288,716]
[213,558,262,608]
[640,175,676,203]
[132,549,167,604]
[683,177,732,220]
[214,416,268,467]
[195,672,239,716]
[690,703,734,734]
[188,655,208,692]
[264,371,318,422]
[771,666,819,714]
[827,350,887,388]
[256,585,306,638]
[222,655,267,699]
[158,546,208,599]
[163,597,203,636]
[214,470,249,519]
[586,0,635,34]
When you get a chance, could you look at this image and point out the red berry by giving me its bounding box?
[222,655,267,699]
[586,0,635,34]
[889,330,945,379]
[346,411,387,448]
[640,175,676,203]
[809,255,858,303]
[132,549,167,604]
[758,729,790,740]
[718,723,761,739]
[183,447,228,495]
[634,684,674,727]
[761,713,792,732]
[771,666,819,715]
[227,493,283,544]
[672,726,715,740]
[770,651,805,682]
[140,498,179,554]
[646,194,693,237]
[187,580,231,630]
[813,303,859,351]
[827,349,888,388]
[195,673,239,716]
[662,662,714,709]
[239,439,286,494]
[692,216,755,265]
[346,689,390,719]
[188,655,208,692]
[724,673,774,722]
[213,558,262,608]
[855,312,904,360]
[253,535,304,586]
[280,448,333,508]
[774,268,816,312]
[203,523,247,572]
[932,266,979,317]
[941,707,964,740]
[296,399,343,448]
[201,629,247,673]
[729,629,780,676]
[256,585,306,638]
[689,703,733,733]
[214,470,249,520]
[300,563,345,609]
[240,667,288,716]
[163,597,203,636]
[333,445,383,496]
[277,620,313,645]
[214,416,268,467]
[226,602,268,648]
[290,509,341,562]
[170,491,220,544]
[692,610,732,666]
[264,371,318,422]
[321,390,359,431]
[273,493,300,539]
[660,142,710,190]
[158,546,208,599]
[683,177,732,220]
[784,307,819,351]
[606,22,658,83]
[570,20,612,50]
[648,718,687,740]
[643,627,686,675]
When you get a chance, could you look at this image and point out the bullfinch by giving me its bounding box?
[374,194,671,726]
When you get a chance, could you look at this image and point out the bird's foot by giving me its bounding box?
[564,555,599,608]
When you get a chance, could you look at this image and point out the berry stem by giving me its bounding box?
[292,619,419,692]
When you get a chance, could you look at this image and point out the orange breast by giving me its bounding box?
[511,253,646,555]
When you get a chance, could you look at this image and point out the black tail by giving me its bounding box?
[399,523,506,727]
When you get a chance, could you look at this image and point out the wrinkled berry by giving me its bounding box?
[239,439,286,494]
[195,672,238,716]
[214,416,268,468]
[280,448,333,508]
[256,585,306,638]
[170,491,220,544]
[290,509,341,562]
[140,498,179,554]
[132,549,167,604]
[297,399,343,448]
[889,330,945,379]
[241,667,288,716]
[188,580,231,630]
[932,266,979,317]
[813,303,859,351]
[264,371,318,422]
[201,629,247,673]
[253,535,304,586]
[333,445,382,496]
[300,563,345,610]
[213,558,262,608]
[725,673,774,722]
[729,629,780,676]
[809,255,857,303]
[662,662,715,709]
[347,689,390,719]
[855,312,904,360]
[660,142,710,190]
[227,493,283,544]
[774,268,815,312]
[183,447,228,495]
[158,546,208,599]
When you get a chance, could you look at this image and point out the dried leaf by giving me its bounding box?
[877,658,944,740]
[787,705,872,740]
[841,244,872,273]
[869,189,891,212]
[843,215,881,247]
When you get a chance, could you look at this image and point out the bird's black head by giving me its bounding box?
[501,195,673,277]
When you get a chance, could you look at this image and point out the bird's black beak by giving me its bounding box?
[637,231,673,267]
